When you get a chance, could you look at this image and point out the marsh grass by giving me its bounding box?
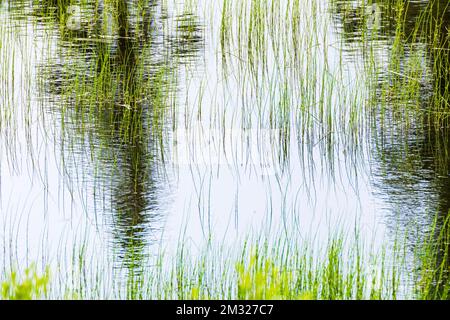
[1,214,449,300]
[2,0,447,189]
[1,264,50,300]
[1,0,450,301]
[1,0,448,176]
[214,0,449,178]
[414,215,450,299]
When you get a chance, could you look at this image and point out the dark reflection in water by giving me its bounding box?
[332,0,449,295]
[101,0,155,275]
[4,0,203,276]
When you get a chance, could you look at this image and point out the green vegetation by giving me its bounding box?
[0,0,449,301]
[1,215,449,300]
[1,265,50,300]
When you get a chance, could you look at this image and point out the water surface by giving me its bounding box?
[0,0,449,294]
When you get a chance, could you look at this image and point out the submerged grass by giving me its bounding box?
[0,0,448,170]
[1,0,448,189]
[1,214,449,300]
[0,0,450,302]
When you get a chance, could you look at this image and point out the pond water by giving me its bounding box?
[0,0,449,295]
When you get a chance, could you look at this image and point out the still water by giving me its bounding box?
[0,0,449,292]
